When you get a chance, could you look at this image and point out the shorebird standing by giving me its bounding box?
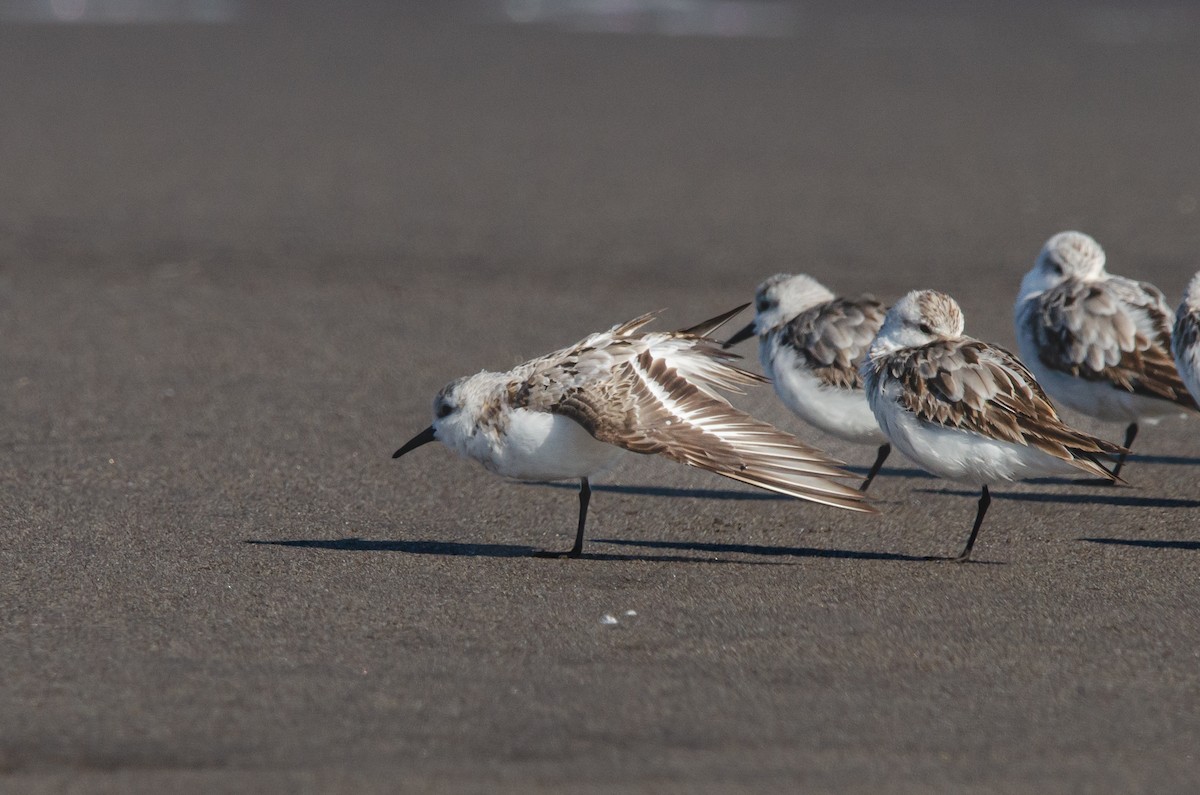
[1015,231,1197,477]
[723,274,892,491]
[394,305,875,558]
[1173,271,1200,404]
[862,290,1125,562]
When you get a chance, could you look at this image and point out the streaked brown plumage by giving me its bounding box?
[865,289,1128,561]
[395,305,874,557]
[781,297,887,391]
[724,274,892,491]
[1024,278,1196,409]
[1173,271,1200,405]
[1015,231,1197,479]
[874,338,1125,480]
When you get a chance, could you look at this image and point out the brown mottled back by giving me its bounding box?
[874,338,1125,470]
[781,296,886,390]
[1023,277,1198,410]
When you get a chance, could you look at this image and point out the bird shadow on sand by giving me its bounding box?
[917,488,1200,509]
[593,538,956,563]
[1080,537,1200,551]
[1020,476,1122,487]
[526,468,933,502]
[843,465,936,481]
[525,482,789,501]
[1118,453,1200,466]
[244,537,787,565]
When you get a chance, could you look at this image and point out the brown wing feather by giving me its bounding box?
[552,351,875,512]
[506,308,872,510]
[1029,279,1198,411]
[783,296,886,390]
[889,340,1125,477]
[1174,306,1200,366]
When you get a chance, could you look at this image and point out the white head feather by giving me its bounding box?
[869,290,964,356]
[1019,231,1107,299]
[1183,270,1200,310]
[750,273,836,334]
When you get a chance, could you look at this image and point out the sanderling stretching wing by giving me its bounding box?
[863,290,1126,562]
[1173,271,1200,404]
[723,274,892,491]
[1015,231,1198,477]
[394,304,875,558]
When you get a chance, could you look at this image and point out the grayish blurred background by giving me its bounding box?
[2,2,1199,791]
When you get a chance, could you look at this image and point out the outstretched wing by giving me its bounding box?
[1025,278,1197,410]
[782,296,886,390]
[508,307,874,512]
[886,339,1125,478]
[549,348,874,513]
[510,308,766,407]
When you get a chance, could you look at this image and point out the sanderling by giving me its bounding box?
[394,305,875,558]
[862,290,1125,562]
[1015,231,1197,477]
[1172,271,1200,404]
[723,274,891,491]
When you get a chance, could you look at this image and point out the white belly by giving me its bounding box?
[1021,350,1183,425]
[460,409,624,481]
[869,380,1081,486]
[763,343,886,444]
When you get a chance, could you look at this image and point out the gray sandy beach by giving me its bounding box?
[2,2,1199,791]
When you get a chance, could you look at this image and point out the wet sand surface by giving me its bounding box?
[2,2,1199,791]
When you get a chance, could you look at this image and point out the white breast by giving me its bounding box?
[457,409,624,482]
[762,338,886,444]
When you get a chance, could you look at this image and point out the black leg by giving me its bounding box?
[1110,422,1138,479]
[568,477,590,558]
[860,443,891,492]
[955,486,991,563]
[534,477,590,559]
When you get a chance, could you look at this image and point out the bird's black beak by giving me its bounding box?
[393,426,437,458]
[722,322,756,349]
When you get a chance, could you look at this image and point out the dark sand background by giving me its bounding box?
[2,2,1199,791]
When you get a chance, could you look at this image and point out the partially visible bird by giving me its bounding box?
[1172,271,1200,405]
[1014,231,1197,478]
[723,274,892,491]
[863,290,1126,562]
[394,305,875,558]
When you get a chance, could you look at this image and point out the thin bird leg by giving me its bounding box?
[859,443,891,492]
[1110,422,1138,479]
[955,486,991,563]
[568,477,590,558]
[534,477,590,559]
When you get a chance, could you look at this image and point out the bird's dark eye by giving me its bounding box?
[436,401,453,418]
[757,299,770,312]
[918,323,933,335]
[1049,261,1063,275]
